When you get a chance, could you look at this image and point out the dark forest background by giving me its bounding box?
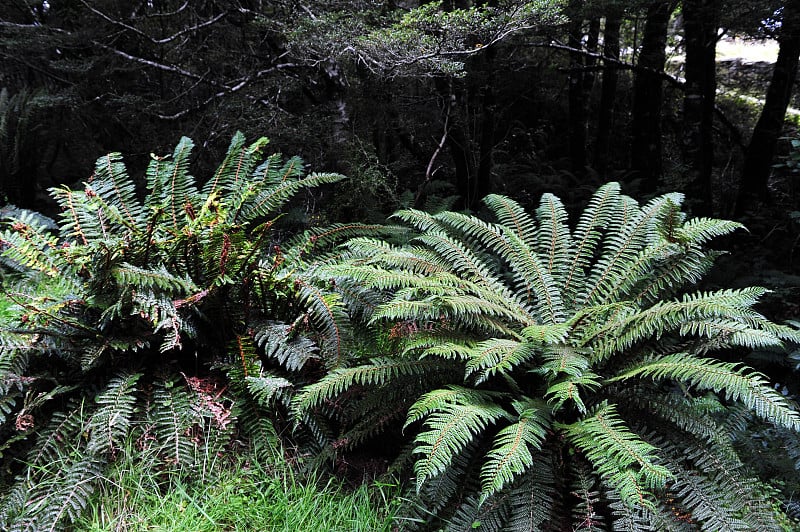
[1,0,799,302]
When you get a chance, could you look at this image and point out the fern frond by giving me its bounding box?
[294,280,349,365]
[30,457,101,532]
[234,171,345,224]
[405,385,505,429]
[295,357,449,414]
[505,449,559,531]
[90,150,144,228]
[28,401,87,467]
[561,402,673,509]
[151,379,199,465]
[544,372,601,414]
[413,398,506,492]
[483,194,537,247]
[498,226,565,324]
[612,353,800,430]
[0,218,61,276]
[86,372,141,455]
[479,397,549,500]
[246,374,294,407]
[464,338,536,384]
[580,193,682,306]
[562,182,622,303]
[252,321,320,371]
[535,192,574,285]
[113,263,197,295]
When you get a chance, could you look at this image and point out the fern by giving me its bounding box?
[0,133,352,528]
[294,182,800,528]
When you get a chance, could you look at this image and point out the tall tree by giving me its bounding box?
[681,0,721,215]
[630,0,678,193]
[738,0,800,214]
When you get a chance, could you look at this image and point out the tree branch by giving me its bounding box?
[80,0,228,45]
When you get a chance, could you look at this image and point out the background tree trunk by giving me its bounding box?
[567,0,588,176]
[682,0,720,215]
[594,8,622,175]
[738,0,800,214]
[631,0,677,193]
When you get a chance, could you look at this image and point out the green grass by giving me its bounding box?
[75,445,401,532]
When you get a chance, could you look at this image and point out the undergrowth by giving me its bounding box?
[76,440,401,532]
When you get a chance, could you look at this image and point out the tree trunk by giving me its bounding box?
[630,1,676,193]
[682,0,720,215]
[567,0,588,175]
[476,47,496,206]
[738,0,800,214]
[594,8,622,174]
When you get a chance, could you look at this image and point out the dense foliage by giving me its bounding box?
[296,183,800,530]
[0,133,363,530]
[3,0,800,529]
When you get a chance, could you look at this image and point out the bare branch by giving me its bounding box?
[80,0,227,45]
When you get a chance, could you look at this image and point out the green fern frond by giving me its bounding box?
[295,357,448,414]
[89,150,144,228]
[0,218,62,276]
[535,192,574,285]
[483,194,537,247]
[580,193,682,307]
[86,372,141,455]
[202,131,250,196]
[413,398,506,492]
[234,171,345,224]
[340,238,446,275]
[113,263,197,295]
[563,181,621,301]
[535,344,592,378]
[479,397,549,500]
[253,321,320,371]
[294,281,349,365]
[163,136,199,230]
[504,449,559,531]
[612,353,800,430]
[151,379,199,465]
[28,401,87,468]
[246,374,294,407]
[464,338,536,384]
[29,457,102,532]
[544,373,601,414]
[405,385,506,429]
[562,402,673,509]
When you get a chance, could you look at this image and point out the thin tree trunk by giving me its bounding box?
[631,0,676,193]
[682,0,720,215]
[567,0,587,175]
[738,0,800,214]
[476,46,496,205]
[435,77,477,210]
[594,8,622,174]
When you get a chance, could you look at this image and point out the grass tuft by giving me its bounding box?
[76,441,401,531]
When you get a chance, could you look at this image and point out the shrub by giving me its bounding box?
[298,183,800,530]
[0,133,358,530]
